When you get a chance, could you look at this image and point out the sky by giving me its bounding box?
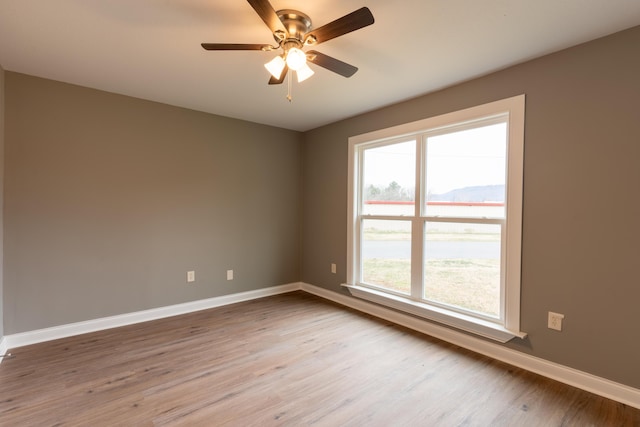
[363,122,507,195]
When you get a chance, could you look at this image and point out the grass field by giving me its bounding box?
[362,258,500,317]
[362,229,501,317]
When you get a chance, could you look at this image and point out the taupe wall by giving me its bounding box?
[301,25,640,389]
[0,64,5,337]
[4,73,302,333]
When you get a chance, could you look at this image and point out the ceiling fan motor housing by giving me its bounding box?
[275,10,312,46]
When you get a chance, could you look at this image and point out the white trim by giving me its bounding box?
[300,283,640,410]
[0,336,8,362]
[346,135,357,286]
[2,282,638,410]
[2,283,300,351]
[348,95,525,145]
[504,95,525,331]
[342,283,525,343]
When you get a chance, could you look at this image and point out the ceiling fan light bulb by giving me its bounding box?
[286,47,307,71]
[265,55,286,79]
[296,63,315,82]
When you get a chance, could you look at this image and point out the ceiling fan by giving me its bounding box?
[201,0,374,94]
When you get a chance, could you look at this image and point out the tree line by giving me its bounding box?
[365,181,414,201]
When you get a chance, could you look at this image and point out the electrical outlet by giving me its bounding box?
[187,270,195,283]
[331,263,337,274]
[227,270,233,281]
[548,312,564,331]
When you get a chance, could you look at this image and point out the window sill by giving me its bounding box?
[342,283,526,343]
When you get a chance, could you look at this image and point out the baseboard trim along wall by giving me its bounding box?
[0,337,8,362]
[2,282,638,409]
[2,283,299,351]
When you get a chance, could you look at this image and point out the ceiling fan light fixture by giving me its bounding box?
[202,2,375,95]
[285,47,307,71]
[264,55,286,79]
[296,62,314,82]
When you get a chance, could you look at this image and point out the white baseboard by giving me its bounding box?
[2,281,638,409]
[0,336,8,361]
[300,282,640,410]
[2,282,300,351]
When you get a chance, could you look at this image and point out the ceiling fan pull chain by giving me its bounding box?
[287,71,293,102]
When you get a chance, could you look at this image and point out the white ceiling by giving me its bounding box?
[1,1,639,131]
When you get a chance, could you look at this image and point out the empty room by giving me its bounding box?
[0,0,639,425]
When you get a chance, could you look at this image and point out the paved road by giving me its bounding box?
[362,240,499,259]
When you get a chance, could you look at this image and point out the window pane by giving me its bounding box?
[361,219,411,295]
[425,123,506,218]
[362,140,415,215]
[423,222,501,318]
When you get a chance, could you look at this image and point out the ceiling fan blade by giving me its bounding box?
[307,51,358,77]
[201,43,271,51]
[247,0,287,35]
[268,66,289,85]
[306,7,374,45]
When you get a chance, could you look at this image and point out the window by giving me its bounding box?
[345,96,525,342]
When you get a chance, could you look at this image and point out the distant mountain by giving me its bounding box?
[428,184,505,202]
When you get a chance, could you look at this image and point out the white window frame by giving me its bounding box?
[344,95,526,342]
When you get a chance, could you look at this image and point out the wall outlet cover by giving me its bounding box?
[548,312,564,331]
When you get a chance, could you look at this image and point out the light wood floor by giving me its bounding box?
[1,291,638,426]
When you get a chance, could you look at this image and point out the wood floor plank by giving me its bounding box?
[0,291,638,426]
